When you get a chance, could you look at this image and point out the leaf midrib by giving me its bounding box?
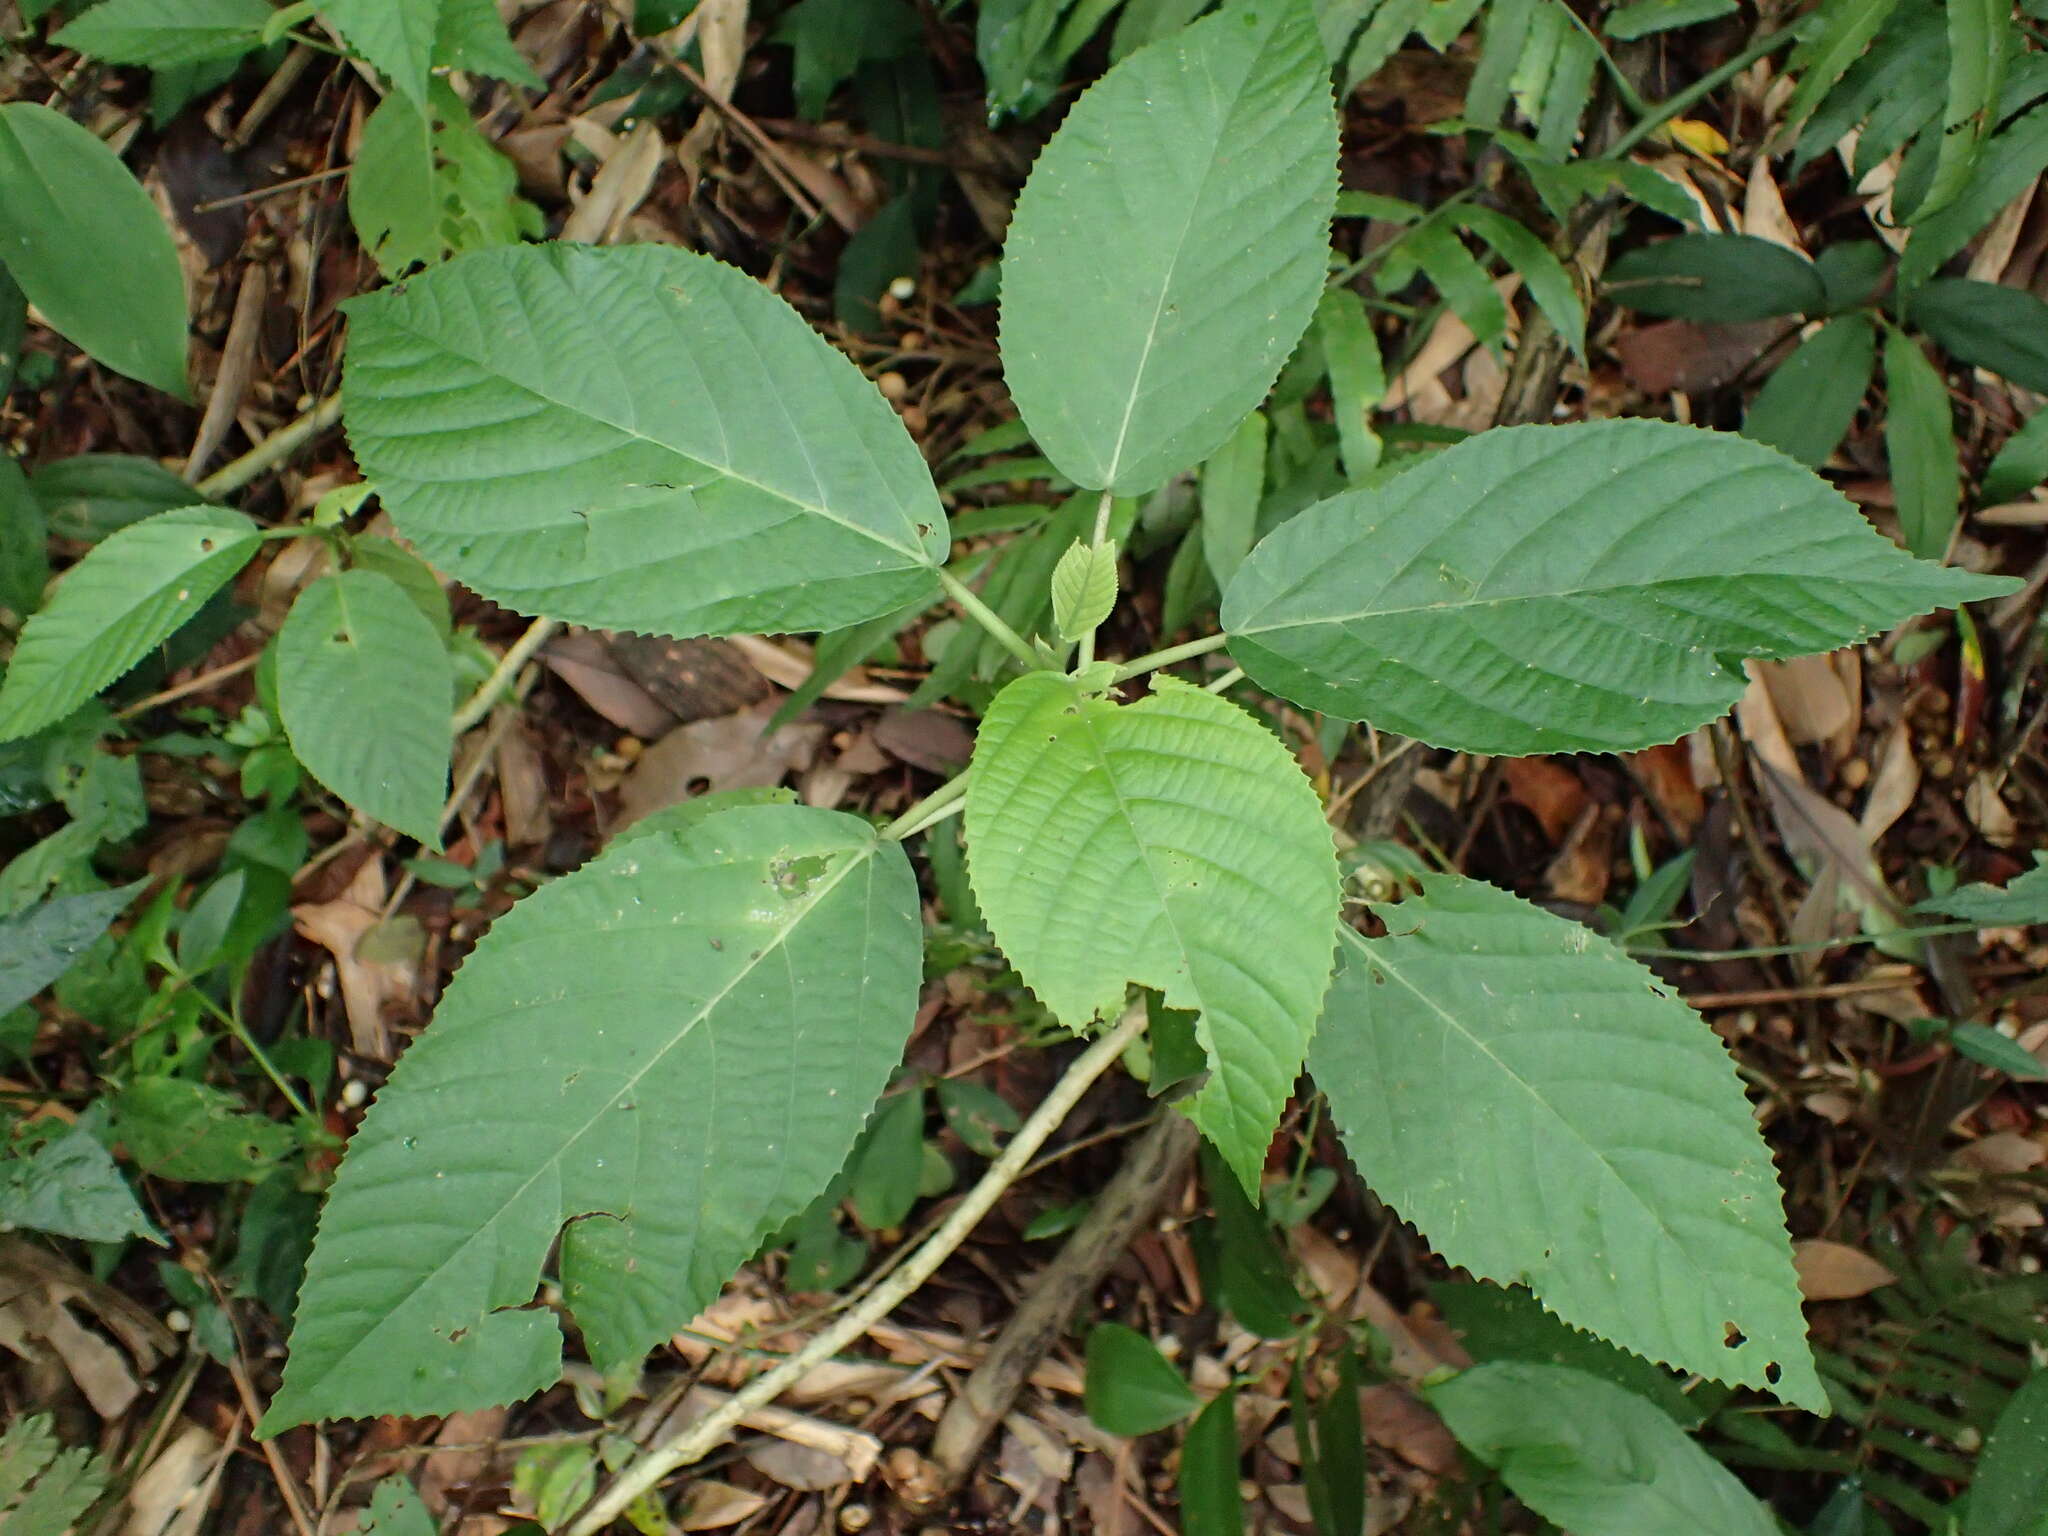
[367,296,934,566]
[1339,923,1741,1314]
[310,828,881,1381]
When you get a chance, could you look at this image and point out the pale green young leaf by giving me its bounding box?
[1220,420,2014,755]
[343,244,946,637]
[1883,326,1960,561]
[0,1434,105,1536]
[999,0,1337,495]
[276,570,452,848]
[0,506,260,742]
[1314,289,1383,483]
[263,803,921,1429]
[1050,538,1119,643]
[0,104,190,399]
[52,0,271,68]
[1427,1364,1780,1534]
[1899,104,2048,291]
[323,0,436,102]
[348,80,537,278]
[1312,876,1822,1408]
[1742,314,1874,467]
[356,1478,436,1536]
[1199,413,1268,588]
[965,673,1340,1191]
[1344,0,1428,89]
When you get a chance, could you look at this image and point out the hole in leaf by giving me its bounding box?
[1722,1322,1747,1349]
[198,537,215,552]
[1764,1361,1782,1384]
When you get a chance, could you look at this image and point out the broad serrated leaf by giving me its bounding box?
[263,803,921,1429]
[1426,1364,1780,1535]
[1742,314,1874,467]
[998,0,1338,495]
[431,0,542,87]
[964,672,1340,1190]
[0,104,190,399]
[52,0,271,68]
[1220,420,2014,755]
[1051,539,1119,643]
[348,80,537,279]
[0,883,143,1013]
[1607,233,1827,322]
[276,570,452,848]
[1311,876,1822,1407]
[1883,325,1959,561]
[342,243,945,637]
[0,1124,160,1243]
[0,506,260,742]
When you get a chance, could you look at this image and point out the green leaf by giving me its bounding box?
[1949,1023,2048,1081]
[276,570,453,848]
[31,454,204,542]
[1311,876,1822,1407]
[0,883,143,1013]
[1883,326,1960,561]
[774,0,923,118]
[1782,0,1904,142]
[323,0,437,103]
[1315,288,1384,483]
[0,1124,161,1243]
[52,0,271,68]
[848,1082,924,1230]
[998,0,1338,495]
[356,1477,437,1536]
[934,1077,1020,1156]
[1917,858,2048,924]
[1604,0,1736,39]
[1051,538,1119,643]
[1981,408,2048,504]
[1900,104,2048,291]
[0,103,191,399]
[0,264,22,397]
[350,536,453,635]
[0,1420,105,1536]
[1177,1388,1244,1536]
[348,81,537,278]
[1199,412,1268,588]
[1741,314,1875,468]
[1606,234,1828,322]
[1220,420,2014,755]
[1084,1322,1198,1434]
[1902,0,2009,222]
[1202,1141,1306,1337]
[0,457,49,619]
[113,1076,298,1183]
[1909,279,2048,394]
[431,0,542,87]
[964,673,1341,1191]
[1431,1280,1705,1425]
[264,802,921,1429]
[1454,204,1586,358]
[0,506,262,742]
[1426,1363,1780,1535]
[1966,1368,2048,1536]
[342,243,945,637]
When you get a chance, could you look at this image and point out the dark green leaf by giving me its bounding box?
[0,1124,161,1243]
[1901,0,2008,222]
[1965,1368,2048,1536]
[1743,315,1874,468]
[1815,240,1888,313]
[1882,326,1960,560]
[934,1078,1020,1157]
[1949,1024,2048,1081]
[1608,234,1827,322]
[1427,1363,1779,1535]
[1909,279,2048,393]
[1981,409,2048,504]
[1783,0,1905,143]
[31,455,204,543]
[1178,1389,1244,1536]
[774,0,922,118]
[833,193,921,334]
[0,457,49,619]
[0,104,190,399]
[1916,857,2048,924]
[52,0,271,68]
[1085,1322,1199,1435]
[1454,205,1586,358]
[1201,1142,1305,1338]
[1604,0,1736,39]
[849,1082,924,1230]
[1900,105,2048,290]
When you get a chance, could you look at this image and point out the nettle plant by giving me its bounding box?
[0,0,2018,1455]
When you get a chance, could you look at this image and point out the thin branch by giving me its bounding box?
[1110,632,1229,683]
[937,568,1039,671]
[194,395,344,500]
[562,1009,1149,1536]
[450,617,559,736]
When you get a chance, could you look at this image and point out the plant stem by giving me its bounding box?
[880,772,970,841]
[562,1008,1149,1536]
[1608,23,1802,159]
[195,395,345,500]
[1111,631,1230,683]
[1077,489,1117,671]
[174,974,311,1117]
[1204,667,1245,694]
[937,568,1039,671]
[451,617,559,736]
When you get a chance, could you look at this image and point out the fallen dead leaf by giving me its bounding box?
[675,1482,769,1531]
[293,858,416,1060]
[541,630,678,739]
[1793,1239,1897,1301]
[1501,757,1587,843]
[1755,655,1852,747]
[1359,1384,1461,1474]
[1950,1131,2045,1176]
[617,703,826,827]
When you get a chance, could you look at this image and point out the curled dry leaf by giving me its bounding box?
[1359,1383,1461,1474]
[675,1482,768,1531]
[292,857,417,1061]
[1792,1239,1898,1301]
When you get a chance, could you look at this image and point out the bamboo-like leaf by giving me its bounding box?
[1882,326,1959,561]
